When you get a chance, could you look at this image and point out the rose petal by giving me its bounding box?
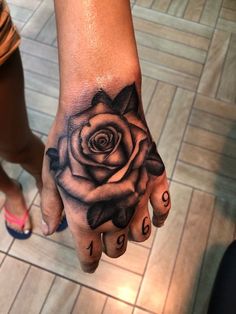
[145,142,165,176]
[56,166,139,204]
[108,124,147,183]
[69,102,114,133]
[112,206,136,228]
[124,111,147,132]
[87,202,117,230]
[135,166,148,195]
[86,166,116,183]
[58,136,68,168]
[111,83,139,114]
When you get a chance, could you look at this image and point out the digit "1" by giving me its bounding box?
[162,191,170,208]
[86,240,93,256]
[116,234,126,250]
[142,216,150,235]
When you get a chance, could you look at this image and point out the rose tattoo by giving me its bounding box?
[47,84,165,229]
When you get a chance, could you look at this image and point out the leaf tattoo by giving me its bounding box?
[46,83,165,229]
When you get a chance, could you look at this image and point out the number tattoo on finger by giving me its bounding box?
[116,234,126,250]
[142,216,150,235]
[162,191,170,208]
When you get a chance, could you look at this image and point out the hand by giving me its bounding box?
[41,83,171,273]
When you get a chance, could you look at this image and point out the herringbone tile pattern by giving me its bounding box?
[0,0,235,313]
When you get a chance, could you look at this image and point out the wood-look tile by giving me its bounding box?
[103,298,133,314]
[146,82,176,143]
[25,89,58,116]
[20,37,58,63]
[137,182,193,313]
[220,7,236,22]
[168,0,189,18]
[133,6,214,38]
[8,0,40,10]
[190,109,236,139]
[152,0,172,12]
[37,14,57,45]
[217,18,236,33]
[138,45,203,77]
[184,126,236,159]
[42,276,80,314]
[223,0,236,10]
[194,94,236,120]
[164,190,215,314]
[10,266,54,314]
[184,0,206,22]
[0,209,14,252]
[134,17,210,50]
[102,242,149,275]
[141,76,157,113]
[173,161,236,199]
[27,108,54,135]
[0,252,5,264]
[157,88,194,176]
[21,53,59,81]
[24,70,59,99]
[192,198,236,314]
[133,308,151,314]
[179,142,236,179]
[217,34,236,103]
[135,31,207,63]
[140,60,199,90]
[72,287,105,314]
[9,234,142,303]
[0,256,29,314]
[8,3,32,22]
[200,0,222,27]
[136,0,153,8]
[198,30,230,97]
[21,0,54,38]
[1,160,22,180]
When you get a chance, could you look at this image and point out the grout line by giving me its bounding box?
[70,285,82,314]
[36,11,55,41]
[215,32,232,99]
[144,80,159,114]
[39,275,57,314]
[161,189,194,314]
[20,0,45,34]
[191,196,217,314]
[183,139,236,160]
[101,296,108,314]
[7,264,31,313]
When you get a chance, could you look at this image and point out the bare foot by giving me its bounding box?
[4,181,31,234]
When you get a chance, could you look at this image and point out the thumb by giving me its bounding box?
[41,161,63,235]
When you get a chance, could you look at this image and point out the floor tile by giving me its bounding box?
[103,298,133,314]
[72,287,105,314]
[137,182,192,313]
[42,276,80,314]
[10,266,54,314]
[0,256,29,314]
[164,190,215,314]
[200,0,223,27]
[9,234,142,303]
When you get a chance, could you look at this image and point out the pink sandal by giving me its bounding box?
[3,207,32,240]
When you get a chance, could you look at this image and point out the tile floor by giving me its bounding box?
[0,0,235,313]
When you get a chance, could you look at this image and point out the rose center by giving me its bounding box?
[88,128,117,153]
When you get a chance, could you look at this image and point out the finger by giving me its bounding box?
[150,171,171,227]
[41,155,63,235]
[103,228,128,258]
[129,198,152,242]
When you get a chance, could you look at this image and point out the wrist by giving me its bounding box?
[58,67,142,112]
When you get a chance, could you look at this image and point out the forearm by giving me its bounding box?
[54,0,141,106]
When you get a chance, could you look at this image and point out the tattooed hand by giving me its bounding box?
[41,83,171,273]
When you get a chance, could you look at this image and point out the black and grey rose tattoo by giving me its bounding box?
[47,84,165,229]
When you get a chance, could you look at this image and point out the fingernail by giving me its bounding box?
[41,219,49,235]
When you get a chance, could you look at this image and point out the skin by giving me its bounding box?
[41,0,171,273]
[0,49,45,233]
